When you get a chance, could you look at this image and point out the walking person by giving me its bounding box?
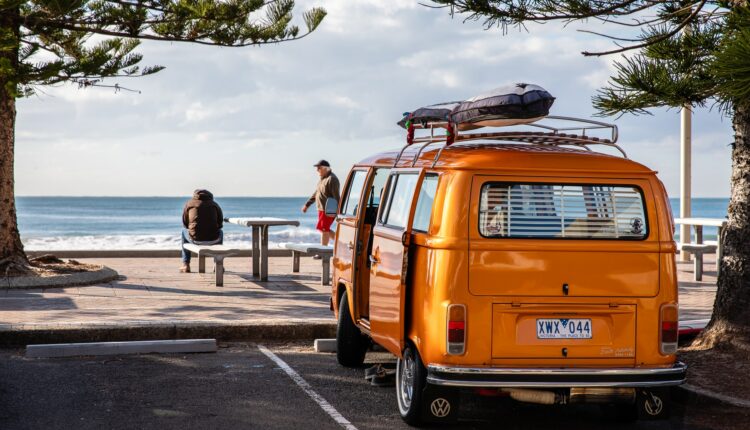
[180,189,224,273]
[302,160,341,250]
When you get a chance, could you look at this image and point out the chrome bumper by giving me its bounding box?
[427,362,687,388]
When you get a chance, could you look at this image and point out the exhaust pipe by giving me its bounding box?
[569,387,636,404]
[496,388,636,405]
[499,388,562,405]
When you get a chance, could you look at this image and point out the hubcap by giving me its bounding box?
[398,352,415,410]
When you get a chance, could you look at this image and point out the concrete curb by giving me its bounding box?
[26,339,219,358]
[0,320,336,346]
[26,249,293,258]
[676,383,750,409]
[2,266,120,289]
[314,338,337,353]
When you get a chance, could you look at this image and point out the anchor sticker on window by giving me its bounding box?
[630,217,643,235]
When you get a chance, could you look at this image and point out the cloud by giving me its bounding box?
[14,0,732,197]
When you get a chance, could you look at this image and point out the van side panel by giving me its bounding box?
[407,172,476,365]
[407,245,475,364]
[634,177,678,366]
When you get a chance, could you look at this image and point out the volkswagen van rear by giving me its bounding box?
[425,170,685,422]
[473,178,658,363]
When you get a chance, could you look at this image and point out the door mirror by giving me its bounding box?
[325,198,339,217]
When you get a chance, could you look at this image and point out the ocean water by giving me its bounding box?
[669,198,729,241]
[15,197,729,250]
[16,197,321,250]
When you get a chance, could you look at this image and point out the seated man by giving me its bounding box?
[181,189,224,273]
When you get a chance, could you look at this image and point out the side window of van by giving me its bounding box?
[412,174,439,232]
[380,174,419,229]
[341,170,368,217]
[479,183,648,239]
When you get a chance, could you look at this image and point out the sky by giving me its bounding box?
[15,0,733,198]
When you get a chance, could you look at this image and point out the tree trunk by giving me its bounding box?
[0,9,29,274]
[694,101,750,350]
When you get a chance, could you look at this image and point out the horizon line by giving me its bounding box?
[16,195,312,199]
[16,195,732,199]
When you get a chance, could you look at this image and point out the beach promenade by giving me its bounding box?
[0,256,335,345]
[0,254,718,344]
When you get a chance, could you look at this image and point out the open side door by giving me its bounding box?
[333,168,370,317]
[368,168,425,357]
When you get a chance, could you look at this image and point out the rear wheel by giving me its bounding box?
[396,343,459,426]
[336,291,368,367]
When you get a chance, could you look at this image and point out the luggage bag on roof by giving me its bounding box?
[397,101,462,129]
[450,83,555,130]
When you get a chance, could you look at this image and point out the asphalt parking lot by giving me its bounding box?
[0,342,748,430]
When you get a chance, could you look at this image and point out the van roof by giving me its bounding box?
[356,143,655,174]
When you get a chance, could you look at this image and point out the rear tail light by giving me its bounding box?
[447,304,466,355]
[660,303,679,355]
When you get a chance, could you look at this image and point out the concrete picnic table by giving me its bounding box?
[674,217,728,277]
[225,217,300,281]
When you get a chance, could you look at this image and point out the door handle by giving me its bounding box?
[347,242,354,250]
[369,255,380,264]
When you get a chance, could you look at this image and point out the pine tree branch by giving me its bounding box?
[577,28,643,42]
[23,18,316,47]
[582,0,708,56]
[430,0,657,24]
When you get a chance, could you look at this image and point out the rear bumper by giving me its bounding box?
[427,362,687,388]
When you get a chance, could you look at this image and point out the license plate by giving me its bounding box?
[537,318,592,339]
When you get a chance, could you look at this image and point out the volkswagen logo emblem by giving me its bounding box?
[644,394,663,416]
[430,398,451,418]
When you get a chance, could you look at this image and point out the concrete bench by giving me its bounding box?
[678,242,718,281]
[182,244,241,287]
[283,243,334,285]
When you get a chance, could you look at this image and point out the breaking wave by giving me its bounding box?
[22,227,322,250]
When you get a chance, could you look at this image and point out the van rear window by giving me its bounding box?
[479,183,648,240]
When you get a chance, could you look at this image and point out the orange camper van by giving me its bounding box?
[328,115,685,426]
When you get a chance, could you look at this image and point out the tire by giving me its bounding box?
[396,343,459,426]
[336,291,368,367]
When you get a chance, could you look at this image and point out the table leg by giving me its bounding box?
[215,256,225,287]
[292,251,300,273]
[694,252,703,282]
[252,226,260,278]
[260,225,269,281]
[695,225,704,279]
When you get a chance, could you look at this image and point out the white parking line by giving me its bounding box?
[258,345,359,430]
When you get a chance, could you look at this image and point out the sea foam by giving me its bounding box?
[23,228,322,250]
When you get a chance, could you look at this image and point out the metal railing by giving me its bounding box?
[392,116,625,168]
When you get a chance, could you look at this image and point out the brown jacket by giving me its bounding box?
[182,189,223,241]
[305,172,341,211]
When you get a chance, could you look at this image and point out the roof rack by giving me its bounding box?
[392,116,625,168]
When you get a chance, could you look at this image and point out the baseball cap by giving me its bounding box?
[314,160,331,167]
